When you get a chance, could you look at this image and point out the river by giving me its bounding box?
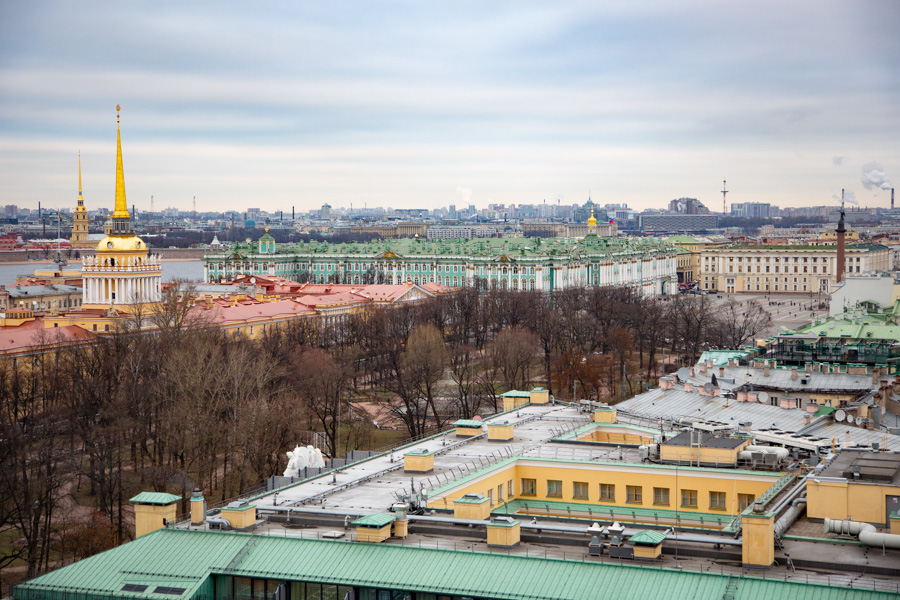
[0,260,205,286]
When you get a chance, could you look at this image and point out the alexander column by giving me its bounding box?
[836,191,846,284]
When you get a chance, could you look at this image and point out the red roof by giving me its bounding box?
[194,299,315,326]
[0,325,96,354]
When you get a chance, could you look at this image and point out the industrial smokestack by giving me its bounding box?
[893,188,895,210]
[280,210,283,221]
[292,206,295,220]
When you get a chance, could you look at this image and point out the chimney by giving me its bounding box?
[790,367,798,381]
[689,367,695,377]
[190,488,206,525]
[893,188,895,210]
[764,362,770,377]
[719,366,725,378]
[804,363,812,373]
[803,415,811,426]
[699,363,707,373]
[684,383,694,393]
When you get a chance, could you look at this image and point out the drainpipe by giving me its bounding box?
[824,518,900,549]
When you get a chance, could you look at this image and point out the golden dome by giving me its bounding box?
[97,235,146,252]
[587,208,597,226]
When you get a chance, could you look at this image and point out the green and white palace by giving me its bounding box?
[203,232,678,295]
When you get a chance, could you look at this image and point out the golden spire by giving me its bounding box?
[112,105,129,219]
[77,151,83,199]
[587,207,597,226]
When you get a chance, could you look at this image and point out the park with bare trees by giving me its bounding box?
[0,285,770,594]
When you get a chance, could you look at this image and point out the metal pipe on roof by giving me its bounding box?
[824,517,900,550]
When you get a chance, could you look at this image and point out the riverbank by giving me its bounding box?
[0,248,207,263]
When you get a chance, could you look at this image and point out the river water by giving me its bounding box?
[0,260,205,286]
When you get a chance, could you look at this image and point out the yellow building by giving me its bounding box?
[666,236,726,285]
[81,106,162,310]
[70,152,91,248]
[807,450,900,527]
[427,456,780,528]
[699,243,891,294]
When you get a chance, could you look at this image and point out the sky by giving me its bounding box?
[1,1,898,215]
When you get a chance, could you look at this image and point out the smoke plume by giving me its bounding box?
[861,162,893,191]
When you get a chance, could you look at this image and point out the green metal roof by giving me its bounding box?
[14,528,895,600]
[205,234,677,263]
[629,530,667,545]
[129,492,181,505]
[698,350,752,366]
[814,405,837,417]
[453,419,484,428]
[454,494,489,505]
[501,390,532,398]
[352,513,396,527]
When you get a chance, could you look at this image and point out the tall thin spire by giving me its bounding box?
[77,151,83,202]
[112,105,129,220]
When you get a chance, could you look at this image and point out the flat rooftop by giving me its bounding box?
[818,449,900,486]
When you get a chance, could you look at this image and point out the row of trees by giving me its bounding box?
[0,285,769,590]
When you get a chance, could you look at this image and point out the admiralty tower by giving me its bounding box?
[81,106,162,309]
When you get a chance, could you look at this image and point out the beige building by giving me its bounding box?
[699,243,891,294]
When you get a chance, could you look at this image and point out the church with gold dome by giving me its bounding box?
[80,106,162,309]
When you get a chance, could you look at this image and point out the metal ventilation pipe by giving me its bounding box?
[824,518,900,549]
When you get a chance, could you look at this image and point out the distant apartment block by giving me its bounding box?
[639,213,718,232]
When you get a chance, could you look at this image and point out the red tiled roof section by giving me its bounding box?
[196,299,315,325]
[0,325,96,353]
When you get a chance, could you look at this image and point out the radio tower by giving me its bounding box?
[721,180,728,215]
[193,196,196,220]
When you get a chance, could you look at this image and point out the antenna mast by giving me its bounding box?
[721,180,728,215]
[193,196,196,220]
[150,194,154,213]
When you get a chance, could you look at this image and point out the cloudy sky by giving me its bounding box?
[1,1,898,214]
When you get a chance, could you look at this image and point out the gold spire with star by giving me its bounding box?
[77,151,83,204]
[112,105,129,220]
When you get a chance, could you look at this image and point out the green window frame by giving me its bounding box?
[547,480,563,498]
[521,478,536,496]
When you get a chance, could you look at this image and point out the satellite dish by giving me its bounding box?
[677,367,691,381]
[846,415,855,425]
[758,392,769,404]
[703,382,715,395]
[835,409,846,423]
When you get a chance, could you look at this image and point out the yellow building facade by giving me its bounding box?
[699,244,892,294]
[428,457,780,522]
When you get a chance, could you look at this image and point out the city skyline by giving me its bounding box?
[1,2,898,214]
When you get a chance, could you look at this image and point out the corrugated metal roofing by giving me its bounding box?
[129,492,181,505]
[14,529,896,600]
[453,419,484,428]
[352,513,395,527]
[501,390,532,398]
[629,530,667,545]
